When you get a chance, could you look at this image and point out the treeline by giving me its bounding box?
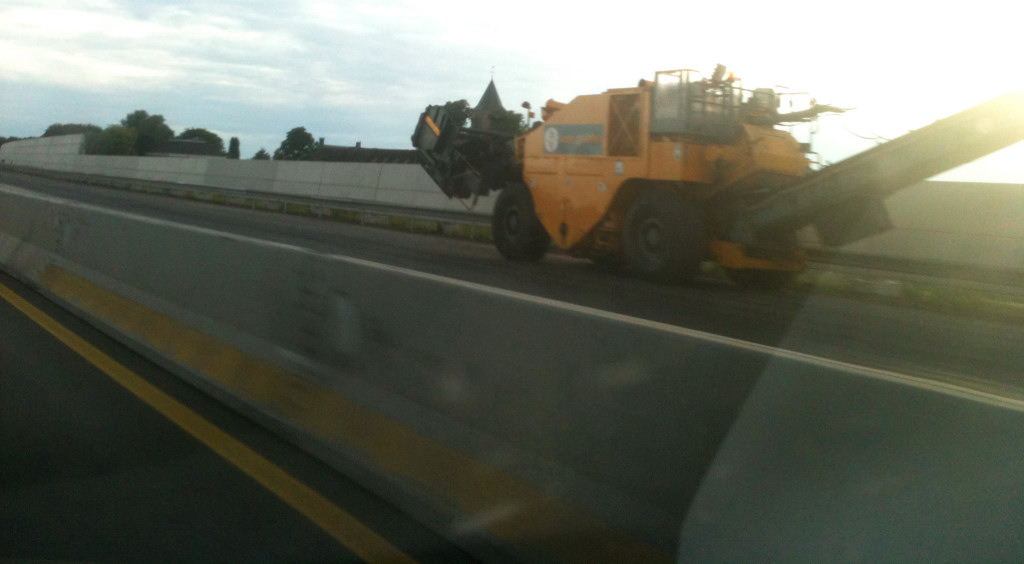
[36,111,243,159]
[3,98,526,160]
[8,114,319,161]
[440,99,527,134]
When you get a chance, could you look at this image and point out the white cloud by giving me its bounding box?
[0,0,1020,179]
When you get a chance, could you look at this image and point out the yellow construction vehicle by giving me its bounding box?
[413,65,1024,287]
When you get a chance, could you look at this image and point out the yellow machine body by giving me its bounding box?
[413,66,1023,284]
[518,74,810,269]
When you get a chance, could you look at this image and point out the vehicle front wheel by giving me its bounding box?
[623,190,706,283]
[492,183,550,261]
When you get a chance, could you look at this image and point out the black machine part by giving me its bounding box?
[731,90,1024,247]
[411,105,520,199]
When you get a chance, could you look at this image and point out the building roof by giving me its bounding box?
[310,144,418,164]
[474,79,505,114]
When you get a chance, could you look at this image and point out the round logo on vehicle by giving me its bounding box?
[543,127,559,153]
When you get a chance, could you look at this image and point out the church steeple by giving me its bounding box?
[471,79,505,130]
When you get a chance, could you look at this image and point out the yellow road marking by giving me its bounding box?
[36,264,669,562]
[0,281,417,564]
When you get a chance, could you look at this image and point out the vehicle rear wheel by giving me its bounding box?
[623,190,706,282]
[492,183,550,261]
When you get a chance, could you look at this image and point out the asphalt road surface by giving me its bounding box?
[3,169,1024,561]
[0,269,475,563]
[4,170,1022,397]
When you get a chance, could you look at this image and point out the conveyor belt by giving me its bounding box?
[737,91,1024,246]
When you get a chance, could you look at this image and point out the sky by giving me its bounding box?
[2,0,1022,182]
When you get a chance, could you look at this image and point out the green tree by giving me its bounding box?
[273,127,317,160]
[227,137,240,159]
[120,110,174,155]
[442,99,471,127]
[177,127,225,154]
[84,125,138,155]
[43,123,102,137]
[488,108,527,135]
[252,148,271,160]
[0,136,23,148]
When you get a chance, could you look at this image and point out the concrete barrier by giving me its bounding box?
[0,134,85,171]
[317,162,381,202]
[0,135,496,216]
[204,158,277,193]
[3,183,1024,561]
[843,180,1024,270]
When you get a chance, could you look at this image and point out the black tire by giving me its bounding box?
[724,268,797,290]
[492,183,550,261]
[623,190,706,282]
